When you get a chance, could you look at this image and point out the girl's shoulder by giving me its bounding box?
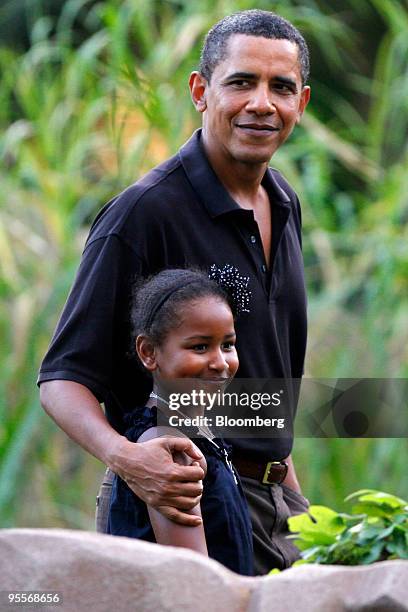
[137,424,207,473]
[124,406,188,442]
[137,425,188,443]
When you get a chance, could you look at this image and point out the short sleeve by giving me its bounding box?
[38,234,143,402]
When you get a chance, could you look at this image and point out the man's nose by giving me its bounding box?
[246,84,275,114]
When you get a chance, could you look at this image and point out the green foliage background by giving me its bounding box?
[287,490,408,565]
[0,0,407,528]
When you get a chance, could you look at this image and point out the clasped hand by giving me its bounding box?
[113,436,206,526]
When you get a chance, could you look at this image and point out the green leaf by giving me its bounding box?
[393,514,408,526]
[345,489,407,509]
[286,491,408,566]
[384,531,408,559]
[350,502,393,519]
[288,506,346,547]
[359,541,385,565]
[292,558,311,567]
[327,540,370,565]
[301,546,324,561]
[356,520,387,545]
[288,536,320,552]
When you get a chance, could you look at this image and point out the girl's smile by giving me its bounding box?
[153,296,238,382]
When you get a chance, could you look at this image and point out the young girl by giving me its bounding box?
[108,268,253,575]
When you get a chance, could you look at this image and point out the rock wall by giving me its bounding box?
[0,529,407,612]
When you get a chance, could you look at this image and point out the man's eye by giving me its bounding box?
[230,79,250,87]
[273,84,295,94]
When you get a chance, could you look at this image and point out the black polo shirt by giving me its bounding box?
[38,129,307,461]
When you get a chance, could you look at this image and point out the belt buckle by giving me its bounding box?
[262,461,288,485]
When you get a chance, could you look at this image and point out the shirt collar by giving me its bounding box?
[179,129,291,218]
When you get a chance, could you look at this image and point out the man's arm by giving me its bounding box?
[282,453,302,494]
[40,380,205,526]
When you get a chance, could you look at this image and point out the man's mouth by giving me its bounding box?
[236,123,280,136]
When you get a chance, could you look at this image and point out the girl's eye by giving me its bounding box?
[222,341,235,351]
[191,344,208,352]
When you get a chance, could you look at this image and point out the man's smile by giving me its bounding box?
[235,122,280,136]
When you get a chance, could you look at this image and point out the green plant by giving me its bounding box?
[287,489,408,566]
[1,0,407,528]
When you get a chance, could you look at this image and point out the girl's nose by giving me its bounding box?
[208,348,229,372]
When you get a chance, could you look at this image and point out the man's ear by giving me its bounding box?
[296,85,311,124]
[189,71,208,113]
[136,335,157,371]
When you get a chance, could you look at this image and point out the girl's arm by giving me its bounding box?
[137,426,208,555]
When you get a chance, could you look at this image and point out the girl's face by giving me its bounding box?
[138,296,239,385]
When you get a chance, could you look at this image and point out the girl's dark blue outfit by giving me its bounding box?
[108,406,254,576]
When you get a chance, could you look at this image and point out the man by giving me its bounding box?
[39,10,311,574]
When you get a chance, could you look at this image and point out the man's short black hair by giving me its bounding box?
[199,9,310,86]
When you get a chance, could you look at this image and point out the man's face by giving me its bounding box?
[190,34,310,166]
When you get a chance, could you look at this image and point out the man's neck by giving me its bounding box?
[201,130,273,266]
[202,133,269,211]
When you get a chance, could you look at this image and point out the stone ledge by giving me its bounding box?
[0,529,407,612]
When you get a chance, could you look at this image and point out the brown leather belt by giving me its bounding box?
[233,455,288,485]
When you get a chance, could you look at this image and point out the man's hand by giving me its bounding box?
[40,381,206,526]
[282,454,302,494]
[108,435,206,526]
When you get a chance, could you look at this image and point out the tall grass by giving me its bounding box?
[1,0,407,526]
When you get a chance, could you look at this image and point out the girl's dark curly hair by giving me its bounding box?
[130,268,235,363]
